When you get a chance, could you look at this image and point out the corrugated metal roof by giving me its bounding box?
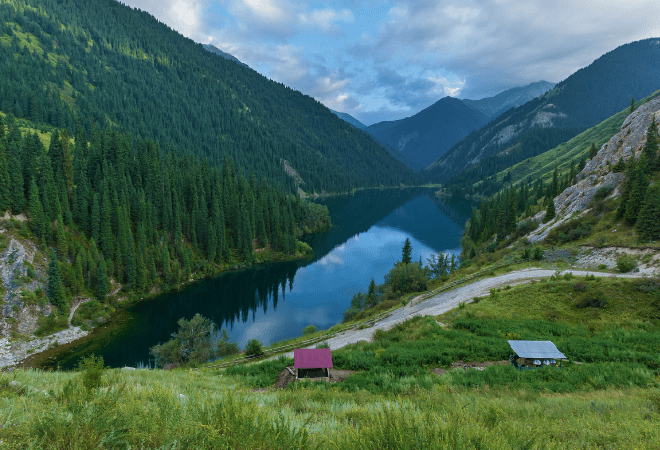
[508,340,566,359]
[294,349,334,369]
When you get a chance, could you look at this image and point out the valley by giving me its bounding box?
[0,0,660,448]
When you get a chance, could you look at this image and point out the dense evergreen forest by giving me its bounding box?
[0,0,418,193]
[0,116,330,315]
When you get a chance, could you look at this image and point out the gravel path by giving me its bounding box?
[285,268,650,355]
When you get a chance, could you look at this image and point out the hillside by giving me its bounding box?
[365,97,489,169]
[464,91,660,198]
[426,38,660,184]
[0,0,418,193]
[462,81,555,119]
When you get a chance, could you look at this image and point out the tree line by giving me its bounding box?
[0,117,330,312]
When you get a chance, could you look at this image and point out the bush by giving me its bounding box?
[383,261,430,294]
[593,186,614,200]
[575,289,608,309]
[302,325,317,335]
[77,354,106,391]
[245,339,264,357]
[533,247,543,260]
[616,255,637,273]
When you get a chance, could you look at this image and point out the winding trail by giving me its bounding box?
[285,268,650,355]
[68,298,90,327]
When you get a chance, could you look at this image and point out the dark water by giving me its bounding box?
[48,188,472,368]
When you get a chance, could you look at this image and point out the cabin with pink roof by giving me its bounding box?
[293,348,333,381]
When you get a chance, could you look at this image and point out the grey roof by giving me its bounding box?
[508,340,566,359]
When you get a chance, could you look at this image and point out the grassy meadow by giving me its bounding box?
[2,274,660,449]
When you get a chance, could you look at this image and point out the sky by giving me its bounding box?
[119,0,660,125]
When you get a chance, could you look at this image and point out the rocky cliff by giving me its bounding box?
[528,96,660,242]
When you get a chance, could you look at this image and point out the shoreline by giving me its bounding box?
[1,246,317,370]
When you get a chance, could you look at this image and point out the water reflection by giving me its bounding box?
[49,188,472,368]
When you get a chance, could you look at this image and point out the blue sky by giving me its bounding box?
[120,0,660,125]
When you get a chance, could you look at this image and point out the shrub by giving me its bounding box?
[245,339,264,357]
[315,341,330,348]
[635,278,660,293]
[576,289,608,309]
[593,186,614,200]
[302,325,317,335]
[77,354,106,391]
[573,282,588,292]
[533,247,543,260]
[616,255,637,273]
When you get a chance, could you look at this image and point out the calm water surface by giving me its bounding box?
[51,188,472,368]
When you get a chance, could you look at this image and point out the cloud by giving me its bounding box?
[121,0,208,39]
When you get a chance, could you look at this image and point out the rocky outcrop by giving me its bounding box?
[0,220,89,368]
[528,96,660,242]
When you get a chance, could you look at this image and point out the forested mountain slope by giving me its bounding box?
[425,38,660,184]
[0,0,418,193]
[365,97,489,169]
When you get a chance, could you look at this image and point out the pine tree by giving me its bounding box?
[0,145,10,212]
[56,214,67,258]
[96,257,110,300]
[588,143,598,160]
[630,97,636,115]
[545,199,556,223]
[401,238,412,264]
[636,184,660,242]
[643,116,658,170]
[47,249,66,310]
[624,158,649,226]
[8,141,25,214]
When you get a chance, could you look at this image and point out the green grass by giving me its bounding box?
[1,365,659,449]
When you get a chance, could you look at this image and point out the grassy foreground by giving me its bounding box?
[2,275,660,449]
[1,367,659,449]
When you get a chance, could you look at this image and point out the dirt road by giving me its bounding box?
[285,268,649,355]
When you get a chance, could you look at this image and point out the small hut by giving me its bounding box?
[293,348,333,381]
[508,340,566,370]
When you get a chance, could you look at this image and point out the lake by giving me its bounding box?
[46,188,472,368]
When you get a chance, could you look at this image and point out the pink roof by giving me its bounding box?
[293,349,333,369]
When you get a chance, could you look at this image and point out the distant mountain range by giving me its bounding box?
[202,44,249,68]
[425,38,660,185]
[329,109,365,129]
[462,81,556,119]
[352,82,554,170]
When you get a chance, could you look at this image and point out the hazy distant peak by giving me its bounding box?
[329,109,366,129]
[202,44,249,68]
[462,81,556,119]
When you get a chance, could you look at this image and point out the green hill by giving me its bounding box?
[0,0,418,193]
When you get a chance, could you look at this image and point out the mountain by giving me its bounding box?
[462,81,555,119]
[425,38,660,185]
[362,82,554,171]
[329,109,366,129]
[202,43,249,68]
[364,97,490,169]
[0,0,418,193]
